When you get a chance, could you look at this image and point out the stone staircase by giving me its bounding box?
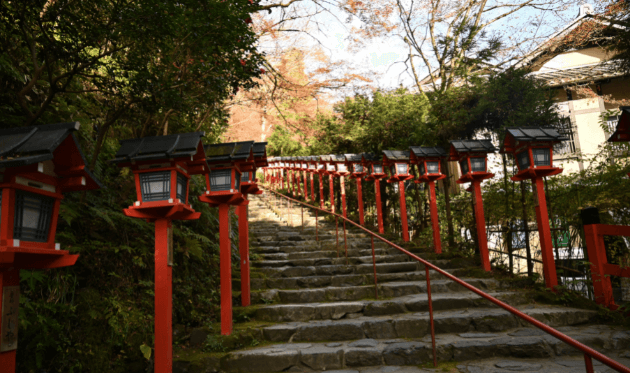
[174,191,630,373]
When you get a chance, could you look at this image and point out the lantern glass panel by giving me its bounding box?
[354,164,364,173]
[373,164,383,174]
[309,164,315,170]
[210,169,232,191]
[337,164,347,172]
[176,173,188,202]
[418,162,426,175]
[234,171,241,191]
[302,163,308,169]
[327,164,335,172]
[13,190,54,242]
[241,172,251,182]
[397,164,408,174]
[517,151,530,170]
[317,164,324,170]
[533,148,551,166]
[140,171,171,201]
[459,160,469,175]
[470,157,486,172]
[427,161,439,174]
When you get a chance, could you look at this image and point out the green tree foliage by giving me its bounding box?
[0,1,264,371]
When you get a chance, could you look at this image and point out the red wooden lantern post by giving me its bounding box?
[0,123,102,372]
[280,157,286,190]
[502,127,568,289]
[237,142,267,307]
[449,140,496,272]
[330,155,350,218]
[300,157,309,201]
[383,151,414,242]
[314,157,326,209]
[307,156,317,201]
[320,155,337,212]
[113,132,207,373]
[607,107,630,177]
[346,154,367,225]
[410,146,448,254]
[363,153,387,234]
[199,142,250,336]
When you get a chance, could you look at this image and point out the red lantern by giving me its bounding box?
[312,156,326,208]
[449,140,496,271]
[382,150,414,242]
[362,153,387,234]
[345,154,367,225]
[0,123,102,372]
[199,142,253,336]
[113,132,207,373]
[320,155,337,212]
[410,146,448,253]
[502,127,568,289]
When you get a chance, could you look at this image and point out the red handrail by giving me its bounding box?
[262,186,630,373]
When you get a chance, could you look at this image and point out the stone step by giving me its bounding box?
[255,291,529,322]
[251,269,452,290]
[201,323,627,372]
[251,278,499,305]
[258,247,401,261]
[252,254,412,268]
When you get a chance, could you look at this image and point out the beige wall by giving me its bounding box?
[534,47,614,73]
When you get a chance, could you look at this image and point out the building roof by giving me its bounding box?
[529,60,625,87]
[382,150,410,161]
[114,132,206,164]
[0,122,103,191]
[450,140,496,154]
[409,146,448,158]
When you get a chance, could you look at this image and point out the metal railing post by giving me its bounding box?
[316,209,319,241]
[301,206,304,231]
[335,216,340,258]
[426,265,437,367]
[585,354,595,373]
[343,219,348,265]
[371,235,378,299]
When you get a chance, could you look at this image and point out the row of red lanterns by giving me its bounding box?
[0,124,268,373]
[263,127,568,292]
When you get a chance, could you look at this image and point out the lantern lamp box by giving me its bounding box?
[409,146,447,183]
[111,132,207,221]
[241,142,267,195]
[361,153,386,181]
[449,140,496,184]
[500,127,567,181]
[330,154,350,176]
[200,141,254,206]
[607,106,630,143]
[0,122,102,268]
[320,155,337,175]
[382,150,413,183]
[345,154,366,179]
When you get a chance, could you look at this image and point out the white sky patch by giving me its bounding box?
[370,52,400,68]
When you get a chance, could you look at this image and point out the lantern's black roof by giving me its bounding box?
[320,155,332,162]
[331,154,346,162]
[309,156,319,162]
[409,146,448,158]
[382,150,410,161]
[450,140,496,153]
[361,153,378,162]
[505,127,568,142]
[345,154,362,162]
[204,141,253,162]
[113,132,205,163]
[0,122,103,191]
[253,142,267,157]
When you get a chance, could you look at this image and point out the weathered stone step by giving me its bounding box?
[252,254,411,268]
[252,232,371,242]
[255,291,528,322]
[251,269,452,290]
[251,278,499,305]
[252,243,392,255]
[203,323,626,372]
[258,247,401,261]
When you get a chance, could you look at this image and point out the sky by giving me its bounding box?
[259,0,589,100]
